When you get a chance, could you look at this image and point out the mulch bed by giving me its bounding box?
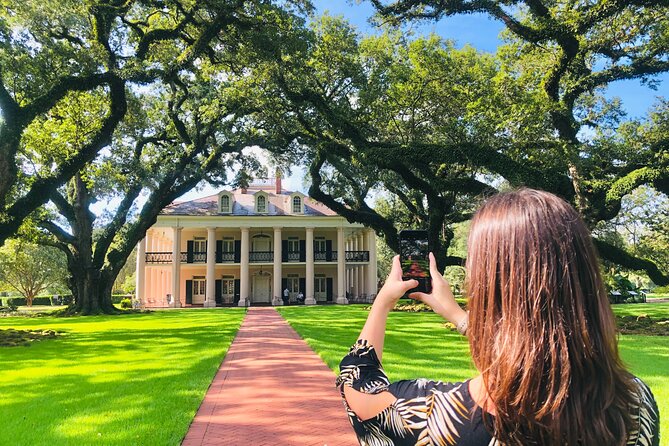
[0,328,60,347]
[616,315,669,336]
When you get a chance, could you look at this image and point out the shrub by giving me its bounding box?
[120,298,132,309]
[652,285,669,294]
[7,297,27,306]
[32,297,52,306]
[112,294,132,304]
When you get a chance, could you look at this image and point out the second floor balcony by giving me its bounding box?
[145,250,370,265]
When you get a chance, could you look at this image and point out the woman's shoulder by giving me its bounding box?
[626,375,660,446]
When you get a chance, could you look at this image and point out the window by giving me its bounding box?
[315,274,326,298]
[292,195,302,213]
[193,238,206,253]
[222,275,235,296]
[256,194,267,213]
[287,274,300,293]
[222,237,234,253]
[314,236,326,252]
[220,195,230,213]
[287,236,300,261]
[287,237,300,252]
[193,277,206,295]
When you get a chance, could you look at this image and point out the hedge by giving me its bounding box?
[1,294,131,307]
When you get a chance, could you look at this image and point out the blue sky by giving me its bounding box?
[182,0,666,201]
[311,0,667,120]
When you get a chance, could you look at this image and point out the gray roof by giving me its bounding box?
[160,188,339,217]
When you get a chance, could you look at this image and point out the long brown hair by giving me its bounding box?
[466,187,637,445]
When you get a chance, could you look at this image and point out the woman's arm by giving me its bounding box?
[343,255,418,419]
[357,254,418,360]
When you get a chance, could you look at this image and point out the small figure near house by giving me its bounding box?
[297,291,305,304]
[283,287,290,306]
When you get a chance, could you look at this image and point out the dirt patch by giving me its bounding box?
[616,315,669,336]
[0,328,60,346]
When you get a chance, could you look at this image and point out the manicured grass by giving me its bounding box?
[278,303,669,438]
[0,309,245,445]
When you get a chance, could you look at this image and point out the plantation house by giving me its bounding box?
[136,177,378,307]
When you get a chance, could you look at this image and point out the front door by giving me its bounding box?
[253,275,271,303]
[315,275,327,302]
[193,277,206,304]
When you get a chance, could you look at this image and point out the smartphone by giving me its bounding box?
[399,230,432,294]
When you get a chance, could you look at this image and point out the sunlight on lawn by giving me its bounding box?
[0,309,245,445]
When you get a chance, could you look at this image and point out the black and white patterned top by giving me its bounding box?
[336,339,660,446]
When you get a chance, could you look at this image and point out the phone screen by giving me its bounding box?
[399,230,432,294]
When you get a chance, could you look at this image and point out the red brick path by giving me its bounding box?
[182,307,358,446]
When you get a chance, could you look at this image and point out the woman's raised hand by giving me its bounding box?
[374,255,418,311]
[409,252,466,326]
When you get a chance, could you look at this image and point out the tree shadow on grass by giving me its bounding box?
[0,310,246,445]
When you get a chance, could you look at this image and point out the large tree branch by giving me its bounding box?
[21,72,116,126]
[38,221,76,246]
[566,58,669,105]
[594,238,669,286]
[92,183,142,270]
[596,166,669,221]
[0,77,128,245]
[308,151,401,251]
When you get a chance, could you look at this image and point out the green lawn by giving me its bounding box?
[0,309,246,445]
[278,303,669,438]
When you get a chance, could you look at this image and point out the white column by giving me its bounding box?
[305,227,316,305]
[171,227,182,308]
[239,227,250,307]
[136,237,146,305]
[367,229,378,299]
[162,269,168,301]
[337,227,347,304]
[146,268,153,305]
[346,239,352,297]
[358,231,369,297]
[352,236,358,299]
[272,226,283,306]
[205,227,217,307]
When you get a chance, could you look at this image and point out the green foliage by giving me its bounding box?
[0,240,68,305]
[119,298,132,309]
[354,1,669,285]
[653,285,669,294]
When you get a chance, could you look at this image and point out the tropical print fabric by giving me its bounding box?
[336,339,660,446]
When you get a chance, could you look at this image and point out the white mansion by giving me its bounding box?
[135,177,378,307]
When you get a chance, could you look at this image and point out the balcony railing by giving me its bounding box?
[345,250,369,262]
[286,250,301,262]
[145,252,173,264]
[188,251,207,263]
[249,251,273,262]
[145,249,369,264]
[220,252,235,263]
[314,250,336,261]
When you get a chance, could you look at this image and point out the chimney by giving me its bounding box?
[275,170,282,194]
[241,187,247,194]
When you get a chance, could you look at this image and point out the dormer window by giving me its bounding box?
[220,195,230,213]
[292,196,302,214]
[218,191,233,213]
[290,193,304,214]
[256,194,267,213]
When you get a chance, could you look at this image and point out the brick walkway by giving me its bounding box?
[182,307,358,446]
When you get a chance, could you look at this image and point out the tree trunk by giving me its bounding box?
[68,267,118,315]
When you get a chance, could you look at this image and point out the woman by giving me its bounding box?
[336,188,660,445]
